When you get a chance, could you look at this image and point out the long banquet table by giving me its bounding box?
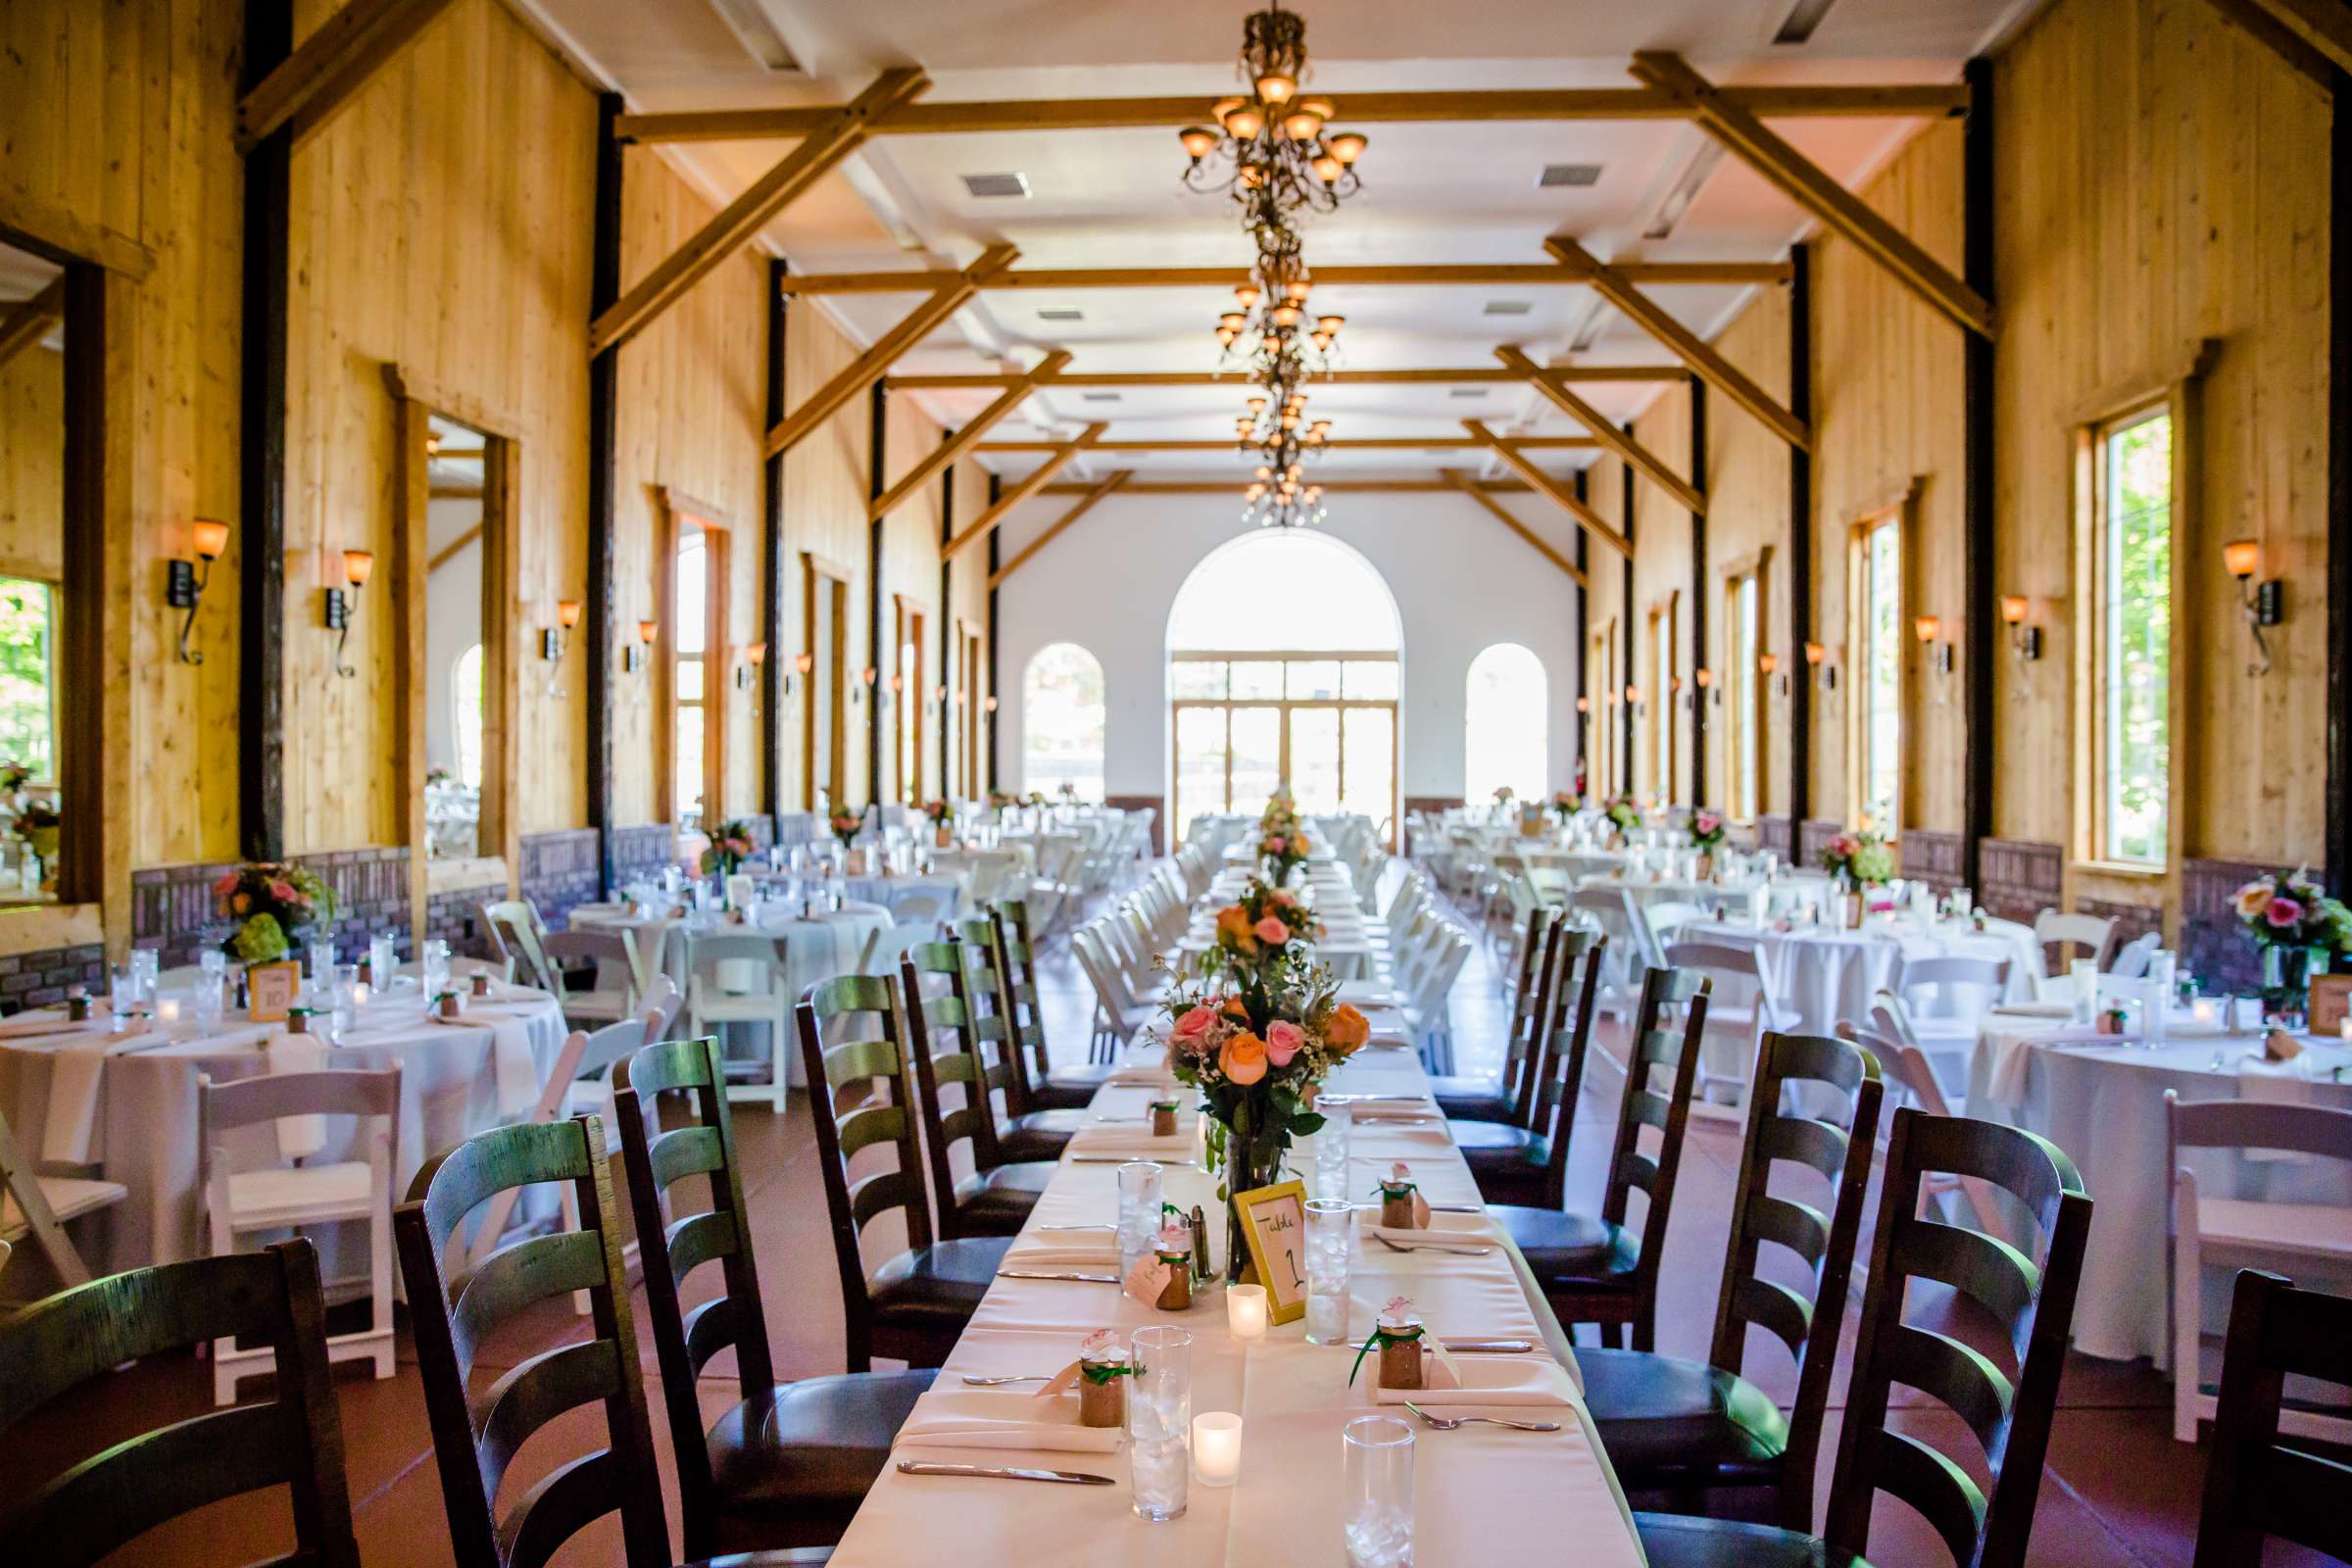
[830,864,1645,1565]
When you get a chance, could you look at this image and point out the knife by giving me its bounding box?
[996,1269,1122,1283]
[1069,1155,1198,1166]
[1355,1337,1536,1354]
[897,1459,1115,1487]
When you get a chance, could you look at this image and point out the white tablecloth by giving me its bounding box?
[1964,1019,2352,1361]
[831,881,1643,1566]
[1678,915,2039,1039]
[0,985,568,1276]
[839,873,964,921]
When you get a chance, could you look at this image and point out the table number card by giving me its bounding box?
[1231,1178,1309,1325]
[2308,974,2351,1038]
[246,960,302,1023]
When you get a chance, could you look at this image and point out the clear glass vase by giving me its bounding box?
[2261,944,2317,1028]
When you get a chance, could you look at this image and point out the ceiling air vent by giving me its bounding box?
[960,172,1031,199]
[1482,300,1534,317]
[1080,392,1123,403]
[1538,163,1603,188]
[1774,0,1840,45]
[1036,308,1085,321]
[1447,387,1491,399]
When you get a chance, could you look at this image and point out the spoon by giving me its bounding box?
[1374,1233,1493,1257]
[1400,1399,1559,1433]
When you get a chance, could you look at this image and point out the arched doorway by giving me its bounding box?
[1164,531,1403,842]
[1465,642,1546,805]
[1020,642,1106,799]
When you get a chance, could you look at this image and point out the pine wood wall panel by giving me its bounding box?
[1811,119,1966,839]
[1992,0,2329,908]
[779,304,879,809]
[281,0,595,854]
[612,146,768,831]
[1696,287,1792,817]
[1628,387,1694,807]
[880,395,946,804]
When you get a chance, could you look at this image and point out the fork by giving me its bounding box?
[1400,1399,1560,1433]
[1374,1232,1493,1257]
[959,1373,1052,1386]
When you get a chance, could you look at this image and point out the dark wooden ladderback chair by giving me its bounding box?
[1434,904,1557,1122]
[2191,1269,2352,1568]
[1580,1030,1884,1532]
[1495,964,1710,1351]
[796,974,1011,1371]
[1517,927,1609,1211]
[1462,922,1602,1207]
[394,1116,671,1568]
[956,917,1082,1157]
[0,1239,358,1568]
[614,1035,933,1556]
[901,941,1054,1239]
[989,903,1109,1109]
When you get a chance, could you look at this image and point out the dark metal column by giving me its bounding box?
[585,92,623,894]
[938,432,956,795]
[866,382,888,807]
[760,259,787,821]
[1622,446,1637,794]
[987,472,1003,792]
[1688,374,1708,808]
[238,0,293,861]
[1788,243,1815,840]
[2328,66,2352,893]
[1961,56,1997,894]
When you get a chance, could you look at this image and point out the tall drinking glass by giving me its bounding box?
[128,949,159,1003]
[1304,1197,1355,1346]
[1341,1414,1415,1567]
[1117,1159,1165,1275]
[1312,1093,1353,1201]
[368,934,398,992]
[1128,1326,1192,1523]
[421,938,450,999]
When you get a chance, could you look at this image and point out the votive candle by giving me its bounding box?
[154,997,181,1024]
[1192,1412,1243,1488]
[2338,1017,2352,1042]
[1226,1284,1269,1343]
[2191,999,2218,1027]
[352,981,370,1006]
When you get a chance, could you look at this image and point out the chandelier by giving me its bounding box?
[1177,3,1367,220]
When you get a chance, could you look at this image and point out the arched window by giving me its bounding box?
[450,643,484,788]
[1465,642,1545,805]
[1165,532,1401,839]
[1022,643,1105,800]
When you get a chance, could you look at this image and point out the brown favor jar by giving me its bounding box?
[1150,1101,1180,1138]
[1155,1250,1193,1311]
[1077,1354,1128,1429]
[1379,1331,1425,1391]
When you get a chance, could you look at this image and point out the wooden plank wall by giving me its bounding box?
[1627,386,1694,806]
[0,345,64,580]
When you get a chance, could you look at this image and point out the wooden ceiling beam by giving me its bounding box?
[590,69,930,359]
[1463,419,1633,557]
[1037,478,1561,494]
[785,260,1788,293]
[941,423,1108,562]
[236,0,460,150]
[1546,234,1812,452]
[614,82,1971,143]
[973,435,1600,452]
[1630,51,1994,340]
[1440,468,1587,587]
[989,470,1133,589]
[887,365,1684,390]
[869,350,1070,519]
[765,242,1018,460]
[1496,345,1705,514]
[2199,0,2342,88]
[0,279,66,372]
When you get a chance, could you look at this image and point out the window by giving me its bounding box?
[673,523,709,827]
[1465,643,1545,807]
[1848,513,1902,829]
[1022,642,1105,800]
[1725,571,1761,821]
[0,577,57,782]
[1648,599,1677,803]
[895,598,925,804]
[802,557,848,810]
[1587,622,1616,796]
[2092,406,2173,864]
[450,644,483,788]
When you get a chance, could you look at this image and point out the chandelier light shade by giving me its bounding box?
[1177,3,1366,221]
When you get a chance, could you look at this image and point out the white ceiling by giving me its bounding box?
[0,241,65,356]
[522,0,2027,483]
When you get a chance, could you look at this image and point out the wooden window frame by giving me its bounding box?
[2068,344,2210,880]
[1842,482,1918,835]
[1166,650,1399,849]
[801,551,851,811]
[1588,619,1617,796]
[386,366,521,946]
[1646,593,1679,806]
[893,594,928,806]
[656,487,730,830]
[958,621,982,798]
[1718,549,1771,827]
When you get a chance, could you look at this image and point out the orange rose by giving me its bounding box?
[1223,996,1251,1023]
[1214,904,1257,956]
[1324,1003,1371,1055]
[1220,1031,1268,1086]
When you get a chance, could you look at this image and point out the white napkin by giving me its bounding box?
[38,1028,161,1164]
[895,1389,1126,1452]
[1990,1001,2074,1020]
[1066,1125,1193,1160]
[1374,1356,1577,1407]
[1981,1027,2054,1111]
[1001,1241,1121,1269]
[2238,1054,2316,1162]
[268,1031,330,1159]
[0,1013,110,1043]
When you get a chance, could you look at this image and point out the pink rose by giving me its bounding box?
[1264,835,1285,854]
[1169,1004,1220,1054]
[212,870,239,898]
[1265,1019,1305,1065]
[1254,915,1290,946]
[1388,1161,1412,1184]
[2267,897,2306,929]
[1157,1222,1192,1253]
[268,879,296,903]
[1081,1328,1119,1357]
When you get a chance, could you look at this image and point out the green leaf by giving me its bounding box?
[1289,1111,1326,1138]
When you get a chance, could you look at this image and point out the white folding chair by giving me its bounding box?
[1663,939,1793,1115]
[686,933,794,1113]
[2107,930,2162,979]
[539,926,643,1029]
[1894,954,2010,1102]
[1566,886,1661,1019]
[0,1107,122,1295]
[639,973,683,1041]
[200,1065,401,1400]
[479,897,553,987]
[859,918,940,977]
[1641,899,1708,952]
[2034,907,2119,973]
[1847,1015,2005,1239]
[2166,1092,2352,1443]
[1072,924,1158,1054]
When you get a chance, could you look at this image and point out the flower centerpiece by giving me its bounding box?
[826,808,862,849]
[921,798,956,848]
[1602,794,1641,842]
[987,789,1016,819]
[1492,785,1515,810]
[1689,808,1726,876]
[1818,828,1894,889]
[1259,824,1311,885]
[0,760,31,797]
[2231,866,2352,1016]
[1162,900,1369,1281]
[1204,877,1325,976]
[700,819,757,879]
[1548,790,1580,824]
[213,861,336,963]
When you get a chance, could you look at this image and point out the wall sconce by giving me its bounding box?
[1804,640,1836,691]
[1624,683,1645,715]
[169,518,231,665]
[625,618,655,673]
[543,599,581,662]
[2000,595,2041,662]
[1574,696,1591,715]
[855,665,875,706]
[1913,614,1955,677]
[984,694,999,715]
[787,650,812,697]
[735,642,766,691]
[1693,666,1717,707]
[1759,652,1788,699]
[325,549,372,679]
[2224,539,2282,675]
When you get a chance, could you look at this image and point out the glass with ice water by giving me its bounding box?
[1116,1159,1165,1276]
[1304,1198,1355,1346]
[1312,1093,1352,1201]
[1342,1414,1415,1567]
[1128,1325,1192,1522]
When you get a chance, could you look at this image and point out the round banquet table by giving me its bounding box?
[0,980,568,1277]
[838,872,963,920]
[1677,913,2040,1039]
[1964,1019,2352,1361]
[1577,871,1769,925]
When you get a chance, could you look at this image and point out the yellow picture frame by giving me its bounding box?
[246,959,302,1023]
[1231,1177,1309,1326]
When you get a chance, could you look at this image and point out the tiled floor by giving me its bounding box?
[3,870,2326,1566]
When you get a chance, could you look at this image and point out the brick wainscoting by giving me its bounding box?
[1752,815,1792,858]
[1978,839,2063,928]
[0,941,107,1013]
[1898,829,1965,900]
[609,823,681,887]
[422,882,507,959]
[131,848,415,970]
[1796,819,1845,869]
[519,829,603,929]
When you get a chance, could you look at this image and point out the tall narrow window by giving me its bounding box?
[895,599,924,804]
[2094,407,2173,864]
[1648,600,1676,803]
[1587,625,1616,796]
[1022,642,1105,800]
[673,524,708,827]
[0,577,58,782]
[1465,643,1546,806]
[1726,572,1760,821]
[450,644,484,789]
[1849,514,1902,829]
